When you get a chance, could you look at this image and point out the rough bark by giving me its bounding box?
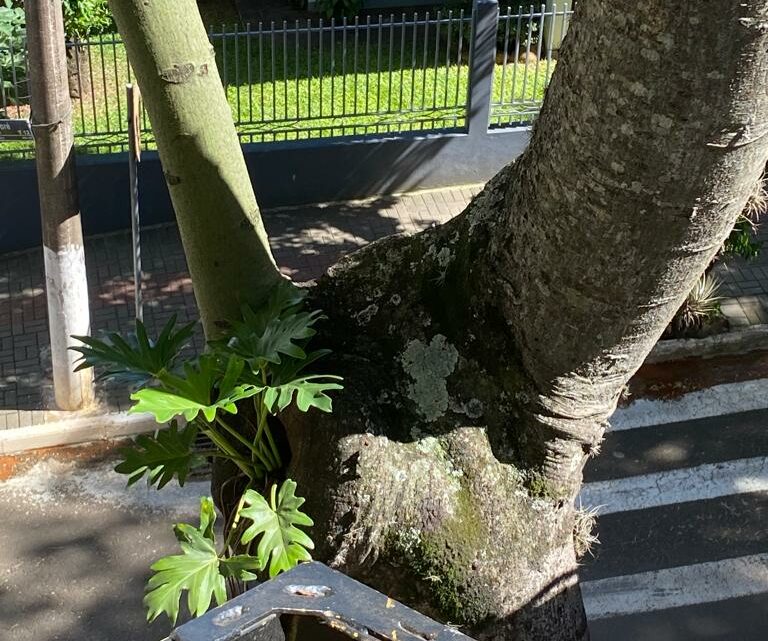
[107,0,283,338]
[26,0,93,410]
[110,0,768,639]
[283,2,768,639]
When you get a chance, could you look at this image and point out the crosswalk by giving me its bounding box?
[579,406,768,640]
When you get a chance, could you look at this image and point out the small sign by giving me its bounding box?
[0,119,33,141]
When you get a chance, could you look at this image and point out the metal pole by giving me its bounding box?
[466,0,499,138]
[25,0,93,410]
[127,83,143,322]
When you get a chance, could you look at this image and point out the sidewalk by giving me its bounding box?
[0,183,765,433]
[0,185,479,432]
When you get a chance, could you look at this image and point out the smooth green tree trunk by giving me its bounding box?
[108,0,283,338]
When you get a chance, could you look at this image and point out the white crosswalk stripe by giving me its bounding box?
[583,553,768,620]
[579,456,768,515]
[580,398,768,632]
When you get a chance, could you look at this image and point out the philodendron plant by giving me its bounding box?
[71,283,342,624]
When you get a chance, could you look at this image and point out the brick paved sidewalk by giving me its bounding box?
[0,182,765,432]
[0,185,480,429]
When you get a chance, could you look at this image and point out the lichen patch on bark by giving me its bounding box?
[400,335,460,422]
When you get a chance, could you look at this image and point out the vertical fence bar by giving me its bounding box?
[295,20,300,123]
[86,38,98,132]
[234,22,241,125]
[96,37,110,132]
[376,15,382,114]
[520,6,533,112]
[387,15,394,116]
[342,17,347,117]
[283,21,288,123]
[221,23,228,93]
[398,13,405,118]
[0,56,6,114]
[497,6,511,126]
[410,13,417,116]
[319,18,324,118]
[111,38,123,130]
[510,6,522,120]
[258,22,264,131]
[420,12,429,117]
[8,38,20,111]
[73,44,86,133]
[444,11,452,110]
[364,15,371,120]
[432,11,440,111]
[307,19,312,120]
[330,18,336,118]
[455,9,464,112]
[247,23,253,124]
[531,4,546,106]
[353,16,359,121]
[270,22,276,123]
[467,0,499,136]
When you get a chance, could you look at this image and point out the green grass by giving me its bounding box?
[0,27,554,159]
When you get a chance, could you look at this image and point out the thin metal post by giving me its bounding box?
[127,83,143,322]
[467,0,499,136]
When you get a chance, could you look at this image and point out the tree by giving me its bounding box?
[26,0,93,409]
[108,0,768,638]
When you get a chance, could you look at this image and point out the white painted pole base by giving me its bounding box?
[44,244,94,410]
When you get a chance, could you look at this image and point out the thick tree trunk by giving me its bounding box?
[107,0,283,338]
[110,0,768,639]
[283,2,768,639]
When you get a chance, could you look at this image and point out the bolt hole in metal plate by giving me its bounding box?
[170,562,476,641]
[284,584,333,598]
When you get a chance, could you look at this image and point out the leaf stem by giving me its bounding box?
[197,420,258,480]
[216,416,274,472]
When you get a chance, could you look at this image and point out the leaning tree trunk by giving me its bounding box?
[287,2,768,639]
[108,0,283,338]
[111,0,768,639]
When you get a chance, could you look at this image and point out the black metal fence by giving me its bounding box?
[0,2,572,159]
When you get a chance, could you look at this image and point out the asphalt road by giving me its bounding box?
[0,409,766,641]
[581,408,768,641]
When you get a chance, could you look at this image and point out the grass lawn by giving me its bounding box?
[0,21,554,158]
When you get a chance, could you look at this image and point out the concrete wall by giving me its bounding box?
[0,127,529,252]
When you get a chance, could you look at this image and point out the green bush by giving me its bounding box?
[61,0,113,40]
[0,0,26,97]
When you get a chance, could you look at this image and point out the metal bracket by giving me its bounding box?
[171,562,475,641]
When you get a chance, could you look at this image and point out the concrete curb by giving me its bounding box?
[3,324,767,455]
[0,412,158,455]
[647,324,768,363]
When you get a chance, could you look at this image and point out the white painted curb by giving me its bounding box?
[611,378,768,430]
[0,412,159,455]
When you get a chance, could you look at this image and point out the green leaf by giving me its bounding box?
[129,354,262,423]
[212,282,325,366]
[144,497,226,624]
[219,555,262,582]
[239,480,314,578]
[70,315,195,383]
[114,421,204,489]
[262,375,344,415]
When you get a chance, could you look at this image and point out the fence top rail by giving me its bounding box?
[207,13,471,38]
[54,2,574,47]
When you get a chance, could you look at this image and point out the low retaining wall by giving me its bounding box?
[0,126,529,252]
